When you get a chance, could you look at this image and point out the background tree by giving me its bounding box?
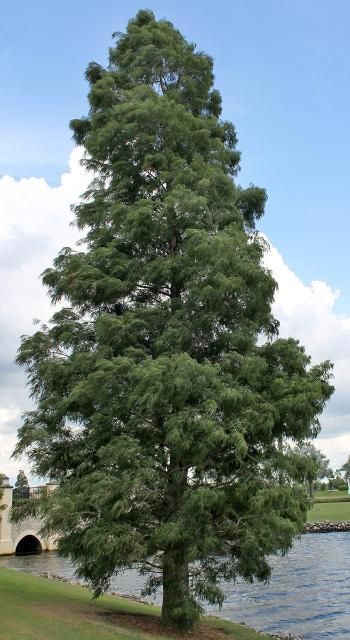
[15,470,29,489]
[341,456,350,481]
[339,457,350,493]
[293,443,332,498]
[14,10,334,630]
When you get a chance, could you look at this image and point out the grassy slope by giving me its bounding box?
[307,500,350,522]
[0,568,270,640]
[314,490,348,500]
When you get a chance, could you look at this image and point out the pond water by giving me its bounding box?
[1,532,350,639]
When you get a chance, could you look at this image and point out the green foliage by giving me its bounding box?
[14,10,334,630]
[292,443,332,498]
[15,469,29,489]
[341,455,350,481]
[328,475,344,490]
[335,481,348,492]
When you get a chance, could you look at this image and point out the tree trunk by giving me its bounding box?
[161,546,194,629]
[308,479,314,499]
[161,459,195,629]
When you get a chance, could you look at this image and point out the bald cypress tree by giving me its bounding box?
[15,10,333,629]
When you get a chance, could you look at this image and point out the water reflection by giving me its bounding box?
[1,532,350,639]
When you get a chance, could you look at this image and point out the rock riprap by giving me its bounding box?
[305,520,350,533]
[265,634,303,640]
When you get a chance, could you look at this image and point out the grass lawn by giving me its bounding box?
[0,568,270,640]
[314,490,350,501]
[307,500,350,522]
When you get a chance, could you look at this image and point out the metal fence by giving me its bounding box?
[13,486,46,502]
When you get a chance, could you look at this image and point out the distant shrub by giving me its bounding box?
[338,482,348,492]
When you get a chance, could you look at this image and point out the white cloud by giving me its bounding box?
[264,242,350,468]
[0,148,90,483]
[0,151,349,481]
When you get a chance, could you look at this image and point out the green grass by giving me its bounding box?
[307,500,350,522]
[314,490,350,502]
[314,496,350,504]
[0,568,270,640]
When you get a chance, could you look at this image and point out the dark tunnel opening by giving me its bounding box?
[15,535,42,556]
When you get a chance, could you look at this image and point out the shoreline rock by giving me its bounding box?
[305,520,350,533]
[265,634,303,640]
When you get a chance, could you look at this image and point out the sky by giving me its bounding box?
[1,0,350,481]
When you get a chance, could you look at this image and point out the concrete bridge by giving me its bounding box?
[0,475,57,556]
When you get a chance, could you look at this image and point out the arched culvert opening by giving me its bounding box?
[15,535,42,556]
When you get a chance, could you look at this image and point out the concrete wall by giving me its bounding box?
[0,475,57,556]
[0,476,14,555]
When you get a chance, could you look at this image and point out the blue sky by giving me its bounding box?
[2,1,350,310]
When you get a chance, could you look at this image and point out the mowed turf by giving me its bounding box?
[307,500,350,522]
[314,490,349,500]
[0,568,271,640]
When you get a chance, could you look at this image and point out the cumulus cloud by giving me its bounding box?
[264,243,350,468]
[0,148,90,482]
[0,150,348,481]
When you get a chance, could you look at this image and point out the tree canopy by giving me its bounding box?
[14,10,334,630]
[293,443,332,498]
[341,456,350,481]
[15,470,29,489]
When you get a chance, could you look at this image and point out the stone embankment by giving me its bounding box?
[265,634,303,640]
[267,635,303,640]
[305,521,350,533]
